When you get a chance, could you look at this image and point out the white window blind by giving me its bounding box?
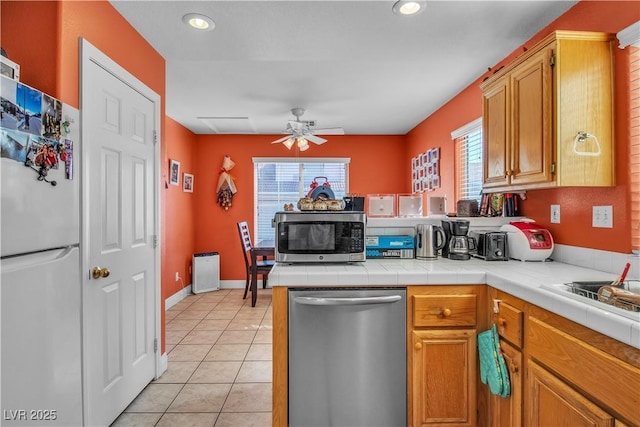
[452,119,483,203]
[252,158,350,246]
[618,22,640,252]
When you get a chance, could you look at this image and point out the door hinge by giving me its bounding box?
[153,130,157,145]
[550,53,556,67]
[154,338,158,353]
[551,163,556,174]
[153,235,157,248]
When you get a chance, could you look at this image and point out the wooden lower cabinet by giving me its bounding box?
[490,340,522,427]
[527,360,614,427]
[488,287,640,427]
[411,329,477,427]
[408,285,487,427]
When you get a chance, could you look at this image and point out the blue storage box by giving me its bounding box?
[365,235,415,249]
[365,235,415,258]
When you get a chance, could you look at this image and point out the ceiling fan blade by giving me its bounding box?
[312,127,345,135]
[271,135,293,144]
[305,134,327,145]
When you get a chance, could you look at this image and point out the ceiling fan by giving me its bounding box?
[270,108,344,151]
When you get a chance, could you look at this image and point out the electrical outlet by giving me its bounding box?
[592,206,613,228]
[175,272,180,281]
[550,205,560,224]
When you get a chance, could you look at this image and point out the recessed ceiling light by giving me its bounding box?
[182,13,215,31]
[392,1,426,16]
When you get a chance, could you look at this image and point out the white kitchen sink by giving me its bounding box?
[541,281,640,322]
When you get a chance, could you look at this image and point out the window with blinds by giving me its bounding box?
[252,158,349,245]
[618,22,640,253]
[630,45,639,252]
[452,118,483,203]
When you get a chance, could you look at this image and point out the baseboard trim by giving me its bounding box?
[165,284,192,310]
[156,352,168,379]
[164,280,247,309]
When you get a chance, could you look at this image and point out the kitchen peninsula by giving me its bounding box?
[270,256,640,426]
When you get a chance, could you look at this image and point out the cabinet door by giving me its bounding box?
[527,360,614,427]
[482,75,510,188]
[490,340,522,427]
[412,329,476,427]
[509,46,553,186]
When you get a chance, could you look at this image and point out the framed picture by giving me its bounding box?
[169,159,180,186]
[183,173,194,192]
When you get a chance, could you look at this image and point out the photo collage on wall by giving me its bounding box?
[411,147,440,192]
[0,75,74,179]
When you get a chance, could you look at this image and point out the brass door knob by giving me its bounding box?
[92,266,111,279]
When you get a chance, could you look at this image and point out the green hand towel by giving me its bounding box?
[478,324,510,398]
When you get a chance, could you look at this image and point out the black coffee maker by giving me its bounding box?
[441,219,476,260]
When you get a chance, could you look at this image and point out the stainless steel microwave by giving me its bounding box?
[273,211,366,263]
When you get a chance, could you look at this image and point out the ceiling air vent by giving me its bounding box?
[198,117,256,134]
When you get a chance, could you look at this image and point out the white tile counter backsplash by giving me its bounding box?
[551,244,640,279]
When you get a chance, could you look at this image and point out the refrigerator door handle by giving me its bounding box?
[294,295,402,306]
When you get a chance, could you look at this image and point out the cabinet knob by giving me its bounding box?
[498,317,506,326]
[415,342,423,351]
[441,308,452,318]
[509,360,519,373]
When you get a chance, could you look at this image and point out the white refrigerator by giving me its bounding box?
[1,93,83,426]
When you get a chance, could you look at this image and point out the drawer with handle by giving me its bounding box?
[413,294,477,327]
[494,301,524,348]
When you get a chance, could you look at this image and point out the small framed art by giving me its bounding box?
[169,159,180,186]
[183,173,194,192]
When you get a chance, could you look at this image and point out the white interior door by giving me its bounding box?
[81,40,160,427]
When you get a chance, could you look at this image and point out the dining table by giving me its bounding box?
[250,246,275,307]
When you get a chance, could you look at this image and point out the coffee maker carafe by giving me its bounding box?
[441,219,476,260]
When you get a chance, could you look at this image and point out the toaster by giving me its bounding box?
[469,230,509,261]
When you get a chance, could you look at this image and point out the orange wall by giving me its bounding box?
[165,117,197,295]
[192,134,407,282]
[407,1,639,254]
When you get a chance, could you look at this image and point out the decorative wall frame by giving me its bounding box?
[411,147,440,192]
[183,173,194,192]
[169,159,180,186]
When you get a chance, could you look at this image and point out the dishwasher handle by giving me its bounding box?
[294,295,402,306]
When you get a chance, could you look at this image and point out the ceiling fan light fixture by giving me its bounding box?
[182,13,215,31]
[297,137,309,151]
[392,1,426,16]
[283,137,295,150]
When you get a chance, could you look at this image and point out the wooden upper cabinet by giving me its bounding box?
[510,47,553,187]
[481,31,614,192]
[482,75,509,187]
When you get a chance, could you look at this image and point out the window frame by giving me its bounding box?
[451,118,483,204]
[252,157,350,245]
[617,21,640,253]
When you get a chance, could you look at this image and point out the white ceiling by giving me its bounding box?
[110,0,578,136]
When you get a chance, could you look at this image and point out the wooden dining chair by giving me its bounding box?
[237,221,275,305]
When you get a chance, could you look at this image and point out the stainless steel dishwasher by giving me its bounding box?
[288,288,406,427]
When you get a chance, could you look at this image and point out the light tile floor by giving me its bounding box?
[111,288,273,427]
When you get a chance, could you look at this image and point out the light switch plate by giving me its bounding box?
[550,205,560,224]
[592,205,613,228]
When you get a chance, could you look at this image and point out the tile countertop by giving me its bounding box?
[269,258,640,350]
